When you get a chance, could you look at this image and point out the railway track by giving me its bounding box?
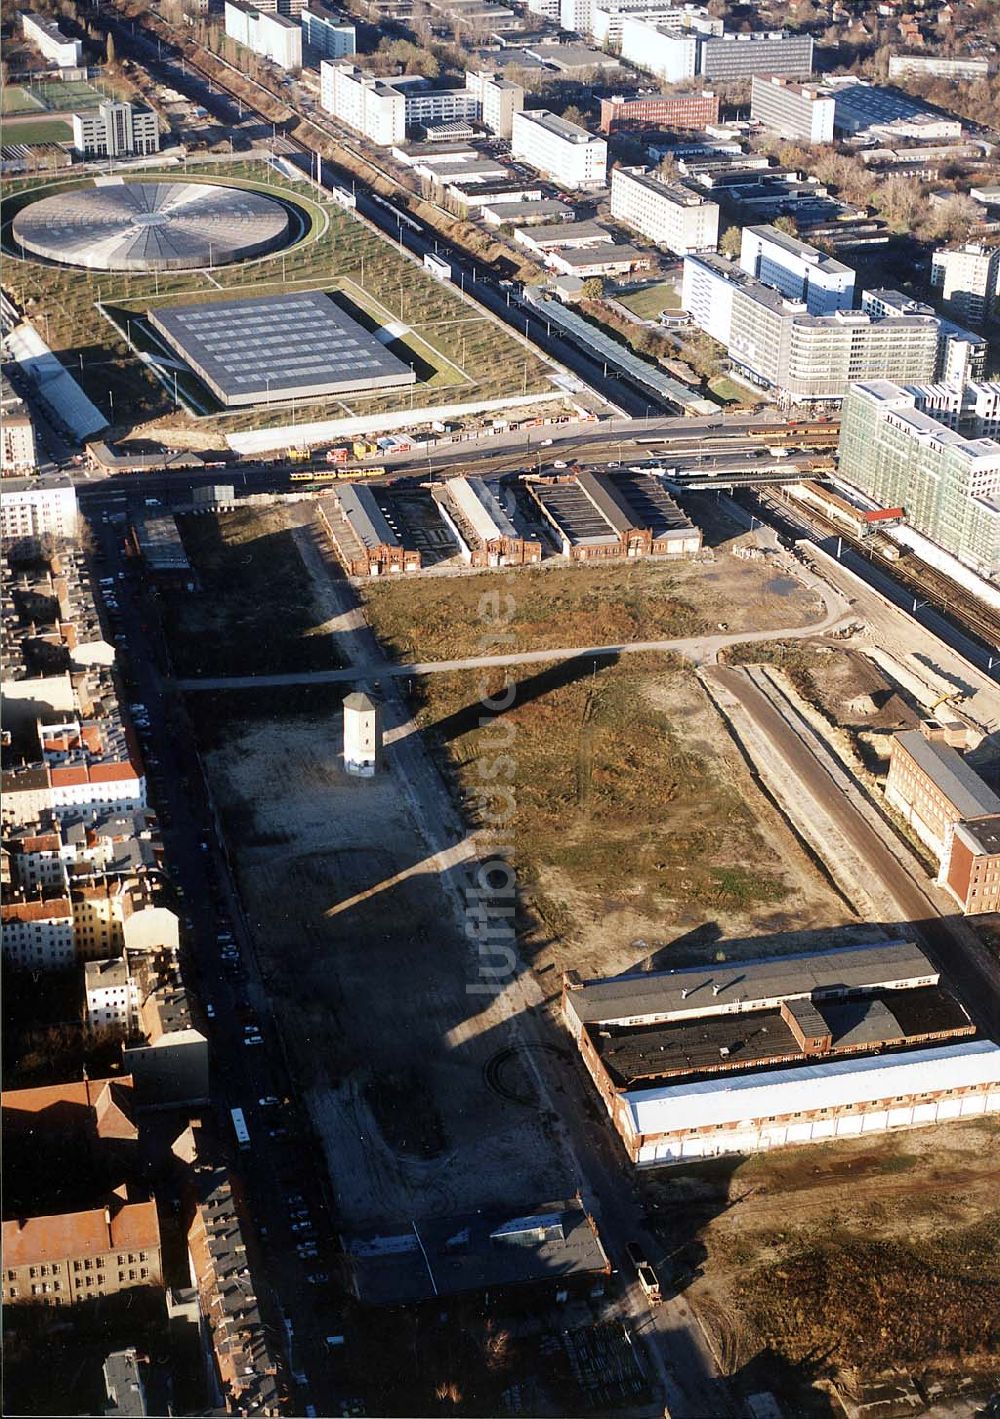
[757,490,1000,652]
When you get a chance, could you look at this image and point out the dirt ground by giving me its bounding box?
[645,1116,1000,1397]
[360,552,827,663]
[203,708,573,1229]
[411,652,858,982]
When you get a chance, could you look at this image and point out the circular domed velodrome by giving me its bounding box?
[10,180,292,272]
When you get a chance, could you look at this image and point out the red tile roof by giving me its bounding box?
[2,1200,160,1269]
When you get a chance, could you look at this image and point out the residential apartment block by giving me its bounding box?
[3,1201,162,1305]
[931,243,1000,327]
[465,71,524,139]
[610,167,719,255]
[599,90,719,134]
[0,474,77,540]
[739,225,855,316]
[682,253,939,404]
[589,2,719,48]
[224,1,303,69]
[21,11,82,67]
[299,3,355,59]
[1,375,37,473]
[750,75,835,145]
[321,63,480,144]
[622,15,812,85]
[511,109,607,191]
[72,102,160,159]
[838,380,1000,575]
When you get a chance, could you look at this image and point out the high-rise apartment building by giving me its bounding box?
[511,110,608,191]
[465,71,524,139]
[321,64,481,144]
[224,1,303,69]
[750,75,835,144]
[610,167,719,254]
[71,102,160,159]
[300,3,355,59]
[839,380,1000,574]
[590,2,720,48]
[861,289,987,387]
[740,225,855,316]
[930,243,1000,327]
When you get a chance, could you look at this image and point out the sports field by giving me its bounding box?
[0,119,72,147]
[1,86,46,116]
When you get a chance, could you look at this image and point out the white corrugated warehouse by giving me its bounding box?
[627,1039,1000,1166]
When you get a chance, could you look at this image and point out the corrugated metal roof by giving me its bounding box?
[626,1039,1000,1136]
[567,941,937,1025]
[894,731,1000,820]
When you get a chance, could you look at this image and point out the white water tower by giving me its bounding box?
[343,692,382,776]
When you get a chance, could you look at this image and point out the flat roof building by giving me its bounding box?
[622,16,812,85]
[21,11,83,67]
[599,90,720,134]
[830,79,962,142]
[300,3,356,60]
[739,224,855,316]
[224,1,303,69]
[610,167,720,255]
[750,75,834,146]
[682,252,940,403]
[465,70,524,139]
[838,380,1000,575]
[321,62,481,145]
[930,243,1000,328]
[72,102,160,160]
[149,291,416,408]
[562,942,997,1166]
[511,109,607,192]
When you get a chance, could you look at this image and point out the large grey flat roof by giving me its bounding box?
[566,941,938,1025]
[895,731,1000,819]
[149,290,416,408]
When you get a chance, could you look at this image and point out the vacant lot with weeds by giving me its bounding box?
[361,554,825,664]
[413,652,852,976]
[654,1117,1000,1402]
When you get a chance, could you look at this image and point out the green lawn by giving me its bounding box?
[0,119,72,147]
[1,86,46,116]
[709,374,753,405]
[616,281,682,319]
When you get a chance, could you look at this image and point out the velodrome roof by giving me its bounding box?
[625,1039,1000,1138]
[565,941,938,1026]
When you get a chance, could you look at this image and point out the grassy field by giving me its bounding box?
[0,119,72,146]
[616,281,682,318]
[33,80,105,110]
[161,505,339,678]
[1,161,553,431]
[709,374,754,406]
[1,86,46,116]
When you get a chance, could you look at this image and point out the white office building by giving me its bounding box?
[511,109,607,191]
[860,289,987,387]
[739,225,855,316]
[590,2,720,48]
[931,243,1000,328]
[750,75,835,145]
[0,475,78,543]
[610,167,719,255]
[622,16,812,85]
[465,71,524,139]
[300,3,355,59]
[21,11,82,67]
[72,102,160,159]
[682,253,940,404]
[225,1,303,69]
[322,63,480,144]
